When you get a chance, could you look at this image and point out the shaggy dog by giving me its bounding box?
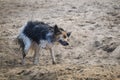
[17,21,71,65]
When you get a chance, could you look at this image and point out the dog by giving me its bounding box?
[17,21,71,65]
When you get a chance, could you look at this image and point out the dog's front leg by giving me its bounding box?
[49,48,56,64]
[33,43,40,65]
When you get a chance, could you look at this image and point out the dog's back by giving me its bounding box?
[23,21,53,44]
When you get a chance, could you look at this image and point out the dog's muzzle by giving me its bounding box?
[58,40,69,46]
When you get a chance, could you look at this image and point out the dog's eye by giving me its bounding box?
[63,35,66,38]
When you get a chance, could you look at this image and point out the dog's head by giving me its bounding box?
[54,25,71,46]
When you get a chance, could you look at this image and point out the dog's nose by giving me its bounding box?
[63,41,69,46]
[59,40,69,46]
[65,42,69,46]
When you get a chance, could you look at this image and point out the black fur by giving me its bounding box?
[23,21,54,44]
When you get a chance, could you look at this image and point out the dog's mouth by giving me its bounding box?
[58,40,69,46]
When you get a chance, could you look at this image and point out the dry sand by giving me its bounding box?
[0,0,120,80]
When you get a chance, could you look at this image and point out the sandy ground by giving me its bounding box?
[0,0,120,80]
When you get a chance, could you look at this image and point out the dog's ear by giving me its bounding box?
[54,25,61,35]
[67,32,71,37]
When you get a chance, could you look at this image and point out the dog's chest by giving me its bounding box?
[39,40,52,49]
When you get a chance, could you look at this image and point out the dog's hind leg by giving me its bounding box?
[17,38,26,65]
[18,34,32,65]
[49,48,56,64]
[33,42,40,65]
[19,39,31,65]
[22,38,31,65]
[21,49,26,65]
[18,40,26,65]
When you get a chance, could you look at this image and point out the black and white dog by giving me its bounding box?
[17,21,71,65]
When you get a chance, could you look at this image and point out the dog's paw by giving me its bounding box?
[52,61,56,65]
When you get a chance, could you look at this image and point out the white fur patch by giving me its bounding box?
[40,40,48,48]
[39,32,53,48]
[18,23,31,53]
[46,32,53,36]
[40,40,53,49]
[18,33,31,52]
